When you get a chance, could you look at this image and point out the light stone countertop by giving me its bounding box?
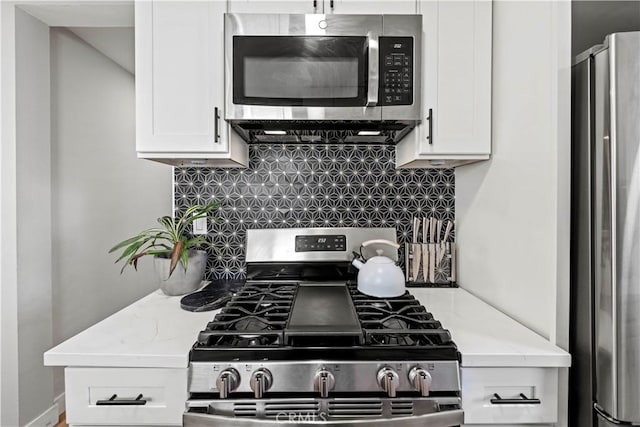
[44,289,214,368]
[44,287,570,368]
[410,288,570,367]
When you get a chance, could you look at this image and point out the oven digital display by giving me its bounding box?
[295,235,346,252]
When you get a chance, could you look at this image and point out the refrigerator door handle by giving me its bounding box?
[594,403,639,426]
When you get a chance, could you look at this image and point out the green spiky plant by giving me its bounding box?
[109,203,218,278]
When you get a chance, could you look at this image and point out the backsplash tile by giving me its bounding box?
[174,144,454,280]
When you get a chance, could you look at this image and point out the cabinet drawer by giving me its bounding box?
[461,367,558,424]
[65,367,187,425]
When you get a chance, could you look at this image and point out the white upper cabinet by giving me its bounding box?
[228,0,416,14]
[227,0,318,13]
[135,0,489,169]
[328,0,417,14]
[396,0,492,168]
[135,1,248,167]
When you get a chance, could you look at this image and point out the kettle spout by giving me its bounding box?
[351,258,364,270]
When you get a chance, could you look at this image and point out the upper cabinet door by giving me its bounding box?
[136,1,247,167]
[136,1,218,153]
[227,0,318,13]
[421,0,491,156]
[228,0,415,14]
[396,0,492,168]
[328,0,417,14]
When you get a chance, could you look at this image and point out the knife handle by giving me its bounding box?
[449,243,456,283]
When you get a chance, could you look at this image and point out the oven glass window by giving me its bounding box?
[233,36,368,107]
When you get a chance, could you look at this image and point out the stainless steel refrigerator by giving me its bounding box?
[570,31,640,427]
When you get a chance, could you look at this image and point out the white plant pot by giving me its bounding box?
[153,250,207,296]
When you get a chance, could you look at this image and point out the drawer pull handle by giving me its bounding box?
[96,393,148,406]
[490,393,541,405]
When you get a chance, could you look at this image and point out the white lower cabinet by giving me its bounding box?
[63,366,559,426]
[65,367,186,426]
[63,366,560,426]
[461,367,559,425]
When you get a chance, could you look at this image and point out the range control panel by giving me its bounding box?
[295,235,346,252]
[379,36,413,106]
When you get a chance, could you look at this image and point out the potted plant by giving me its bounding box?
[109,203,217,296]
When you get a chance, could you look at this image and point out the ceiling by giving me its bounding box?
[18,1,133,27]
[17,2,135,74]
[572,0,640,55]
[69,27,135,74]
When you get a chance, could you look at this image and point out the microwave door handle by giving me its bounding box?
[366,33,379,107]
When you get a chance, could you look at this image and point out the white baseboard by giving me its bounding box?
[25,402,59,427]
[54,392,65,416]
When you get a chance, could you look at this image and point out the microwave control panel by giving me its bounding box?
[379,37,413,106]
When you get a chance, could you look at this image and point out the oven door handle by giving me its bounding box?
[366,32,379,108]
[184,409,463,427]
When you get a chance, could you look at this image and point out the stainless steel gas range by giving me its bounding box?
[184,228,462,427]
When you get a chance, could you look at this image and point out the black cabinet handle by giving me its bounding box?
[96,393,148,406]
[426,108,434,145]
[330,0,334,9]
[490,393,541,405]
[313,0,317,11]
[214,107,220,143]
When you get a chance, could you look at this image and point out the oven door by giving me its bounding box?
[184,397,463,427]
[225,14,382,121]
[185,409,463,427]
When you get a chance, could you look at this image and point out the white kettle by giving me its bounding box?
[351,239,406,298]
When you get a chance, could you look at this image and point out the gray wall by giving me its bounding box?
[572,0,640,55]
[15,8,54,425]
[50,27,171,402]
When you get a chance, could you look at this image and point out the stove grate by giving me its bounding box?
[194,281,457,354]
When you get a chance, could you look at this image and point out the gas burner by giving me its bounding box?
[235,335,277,347]
[365,326,453,346]
[369,333,417,346]
[196,330,282,348]
[381,317,408,329]
[360,312,442,330]
[234,317,270,332]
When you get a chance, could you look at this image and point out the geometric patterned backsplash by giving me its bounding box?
[174,144,454,280]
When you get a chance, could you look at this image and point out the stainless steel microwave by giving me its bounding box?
[224,13,422,144]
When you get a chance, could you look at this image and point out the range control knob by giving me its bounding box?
[250,368,273,399]
[215,368,240,399]
[408,366,433,396]
[377,367,400,397]
[314,368,335,398]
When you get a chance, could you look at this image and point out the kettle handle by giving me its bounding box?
[361,239,400,249]
[358,239,400,262]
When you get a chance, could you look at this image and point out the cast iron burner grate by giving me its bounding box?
[347,282,455,347]
[196,282,295,347]
[192,281,458,361]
